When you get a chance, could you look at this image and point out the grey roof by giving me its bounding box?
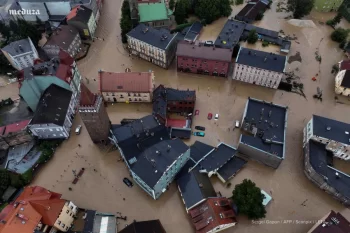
[184,22,203,41]
[92,213,117,233]
[45,25,79,50]
[217,156,247,182]
[312,115,350,145]
[18,0,70,2]
[30,84,72,126]
[83,210,96,232]
[127,24,177,50]
[236,47,287,72]
[190,141,214,163]
[175,159,196,180]
[2,38,34,56]
[170,128,192,139]
[177,169,217,210]
[241,98,288,158]
[214,19,246,49]
[119,220,166,233]
[6,140,35,167]
[6,146,41,174]
[176,41,232,62]
[166,87,196,101]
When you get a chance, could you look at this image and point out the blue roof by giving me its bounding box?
[190,141,214,163]
[214,19,245,49]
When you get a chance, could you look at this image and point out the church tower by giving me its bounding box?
[79,82,111,144]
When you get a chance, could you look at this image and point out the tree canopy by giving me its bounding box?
[331,28,349,43]
[174,0,191,24]
[195,0,232,24]
[169,0,175,10]
[120,0,132,43]
[247,29,259,44]
[231,179,266,220]
[287,0,314,19]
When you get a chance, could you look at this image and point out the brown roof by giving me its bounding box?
[176,41,232,62]
[45,25,79,51]
[308,211,350,233]
[99,71,154,93]
[30,199,65,226]
[340,60,350,70]
[80,82,97,106]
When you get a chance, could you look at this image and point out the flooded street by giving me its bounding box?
[0,0,349,232]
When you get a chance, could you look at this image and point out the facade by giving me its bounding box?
[238,98,288,169]
[79,83,111,144]
[235,0,269,23]
[307,210,350,233]
[99,70,155,103]
[67,5,97,39]
[127,24,178,69]
[1,37,39,70]
[0,185,78,233]
[303,115,350,206]
[28,84,75,139]
[43,25,82,58]
[335,69,350,96]
[110,115,191,200]
[188,197,237,233]
[119,220,166,233]
[176,41,232,77]
[233,47,287,89]
[18,50,81,112]
[314,0,344,11]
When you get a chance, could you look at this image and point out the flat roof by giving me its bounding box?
[217,156,247,182]
[236,47,287,73]
[241,98,288,158]
[214,19,246,49]
[138,2,170,22]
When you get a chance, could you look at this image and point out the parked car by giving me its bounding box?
[214,114,219,120]
[193,132,205,137]
[75,125,82,135]
[235,120,240,128]
[207,113,212,120]
[195,110,200,115]
[123,178,133,187]
[195,126,205,131]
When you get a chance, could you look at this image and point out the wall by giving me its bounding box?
[207,223,237,233]
[177,56,230,77]
[314,0,344,11]
[54,201,77,232]
[102,91,151,102]
[29,124,68,139]
[87,13,97,38]
[131,171,155,198]
[144,19,171,29]
[232,63,283,89]
[43,45,60,58]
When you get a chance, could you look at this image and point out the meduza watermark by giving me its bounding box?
[8,9,40,16]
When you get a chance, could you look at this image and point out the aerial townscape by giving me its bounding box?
[0,0,350,232]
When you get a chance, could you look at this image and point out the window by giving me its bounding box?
[70,206,73,209]
[56,128,60,131]
[49,129,53,132]
[66,210,69,214]
[117,86,123,89]
[62,223,65,227]
[53,134,56,137]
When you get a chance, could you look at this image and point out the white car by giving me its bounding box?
[214,114,219,120]
[235,120,240,128]
[75,125,82,135]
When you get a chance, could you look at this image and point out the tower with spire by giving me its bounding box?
[79,82,111,144]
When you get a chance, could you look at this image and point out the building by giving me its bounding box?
[307,210,350,233]
[314,0,344,12]
[183,22,203,43]
[233,48,287,89]
[177,169,217,212]
[70,0,102,22]
[67,5,97,40]
[43,25,82,58]
[28,84,75,139]
[238,98,288,169]
[176,41,232,77]
[235,0,269,23]
[79,83,111,144]
[335,69,350,96]
[188,197,237,233]
[339,59,350,70]
[0,120,32,147]
[18,50,81,112]
[303,115,350,206]
[110,115,191,200]
[0,185,78,233]
[1,37,39,70]
[99,70,155,103]
[119,220,166,233]
[127,24,178,69]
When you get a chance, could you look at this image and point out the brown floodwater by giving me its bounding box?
[0,0,345,232]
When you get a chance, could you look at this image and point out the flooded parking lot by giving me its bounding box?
[0,0,349,232]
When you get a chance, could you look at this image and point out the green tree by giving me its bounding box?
[195,0,232,24]
[287,0,314,19]
[120,0,132,43]
[35,16,43,26]
[331,28,349,43]
[0,169,10,193]
[169,0,175,10]
[174,0,191,24]
[333,12,343,25]
[231,179,266,220]
[247,29,259,44]
[0,53,15,75]
[256,11,264,21]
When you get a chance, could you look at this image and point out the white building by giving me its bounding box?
[303,115,350,161]
[99,70,155,103]
[233,47,287,89]
[335,69,350,96]
[1,37,39,70]
[28,84,75,139]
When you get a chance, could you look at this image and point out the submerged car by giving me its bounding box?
[193,132,205,137]
[123,178,133,187]
[195,126,205,131]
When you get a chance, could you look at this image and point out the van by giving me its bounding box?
[75,125,82,135]
[214,114,219,120]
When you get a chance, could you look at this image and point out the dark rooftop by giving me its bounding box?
[308,210,350,233]
[30,84,72,126]
[45,25,79,51]
[240,98,288,158]
[217,156,247,182]
[214,19,246,49]
[340,70,350,88]
[166,87,196,101]
[176,159,196,180]
[2,38,34,56]
[184,22,203,42]
[177,169,217,210]
[190,141,214,163]
[312,115,350,145]
[152,85,167,120]
[127,24,177,50]
[170,128,192,139]
[235,1,268,23]
[119,220,166,233]
[244,24,279,38]
[236,47,287,73]
[67,5,92,23]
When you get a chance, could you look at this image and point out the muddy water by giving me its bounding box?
[17,0,350,232]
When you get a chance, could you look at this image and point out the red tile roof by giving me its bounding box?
[66,6,79,21]
[99,71,154,93]
[29,199,65,226]
[80,82,97,106]
[3,120,30,135]
[340,60,350,70]
[0,126,5,136]
[188,197,237,233]
[59,49,74,66]
[308,210,350,233]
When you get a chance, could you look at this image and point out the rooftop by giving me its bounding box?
[214,19,246,49]
[99,71,154,93]
[80,82,97,106]
[184,22,203,42]
[308,210,350,233]
[235,0,268,22]
[240,97,288,158]
[170,127,192,139]
[2,119,30,135]
[30,84,72,126]
[6,146,41,174]
[0,100,33,128]
[2,37,34,56]
[66,5,92,23]
[216,156,247,182]
[138,2,171,22]
[44,25,79,51]
[176,41,232,62]
[340,60,350,70]
[312,115,350,145]
[127,24,177,50]
[340,70,350,88]
[189,141,214,163]
[177,169,217,211]
[236,47,287,73]
[119,219,166,233]
[166,87,196,101]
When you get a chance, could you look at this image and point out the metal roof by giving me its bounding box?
[2,38,34,56]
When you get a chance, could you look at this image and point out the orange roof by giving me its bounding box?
[99,71,154,93]
[30,199,65,226]
[17,186,62,202]
[66,6,79,21]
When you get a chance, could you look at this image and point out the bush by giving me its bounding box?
[10,173,25,188]
[236,0,244,4]
[326,19,334,26]
[262,40,269,47]
[247,29,259,44]
[331,28,349,43]
[120,0,132,43]
[21,169,33,185]
[256,11,264,21]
